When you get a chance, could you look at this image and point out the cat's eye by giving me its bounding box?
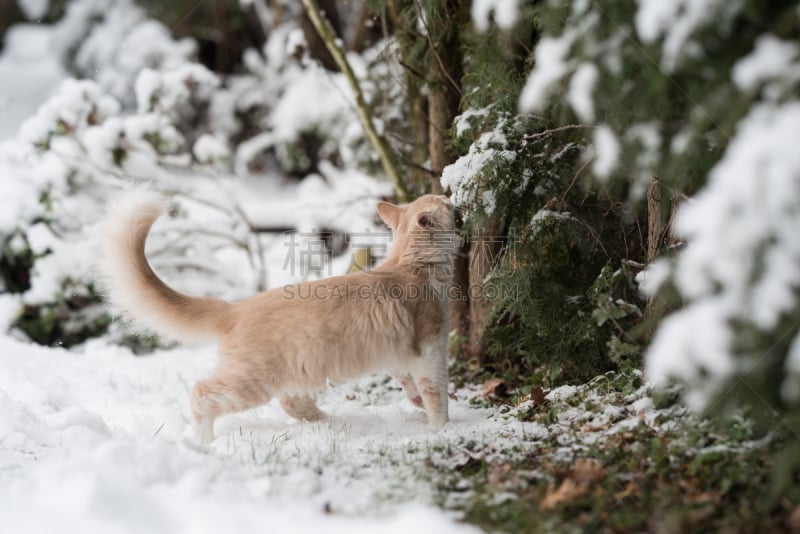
[418,213,434,228]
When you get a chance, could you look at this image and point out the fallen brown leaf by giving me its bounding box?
[541,479,588,510]
[481,378,506,399]
[487,463,515,489]
[529,385,548,407]
[614,481,640,500]
[578,421,612,432]
[688,491,721,506]
[571,458,606,484]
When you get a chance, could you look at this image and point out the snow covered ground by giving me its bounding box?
[0,334,495,533]
[0,328,673,533]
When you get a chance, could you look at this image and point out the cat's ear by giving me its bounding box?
[377,201,401,229]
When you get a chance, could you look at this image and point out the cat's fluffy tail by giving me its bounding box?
[98,187,232,343]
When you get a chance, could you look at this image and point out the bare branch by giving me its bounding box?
[301,0,411,202]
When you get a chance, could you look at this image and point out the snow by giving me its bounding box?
[567,63,598,122]
[134,64,219,116]
[63,3,197,105]
[519,31,576,113]
[645,101,800,406]
[626,122,660,160]
[18,78,121,147]
[0,24,65,140]
[732,35,800,93]
[529,210,576,236]
[0,335,496,533]
[193,134,230,165]
[0,143,45,233]
[635,258,671,296]
[25,228,99,305]
[0,294,21,331]
[286,28,307,56]
[441,127,515,212]
[0,326,677,534]
[454,107,491,139]
[441,146,495,207]
[471,0,520,32]
[591,124,620,179]
[0,335,484,533]
[17,0,51,19]
[782,335,800,404]
[634,0,740,71]
[548,384,579,402]
[268,64,355,145]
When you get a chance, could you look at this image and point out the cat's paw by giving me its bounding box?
[426,414,449,429]
[298,408,328,422]
[192,420,215,444]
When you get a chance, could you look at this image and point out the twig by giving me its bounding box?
[559,155,592,206]
[524,124,595,141]
[59,131,269,291]
[411,0,463,98]
[152,422,165,438]
[301,0,411,202]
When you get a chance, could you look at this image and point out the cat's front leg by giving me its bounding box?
[392,372,423,407]
[409,341,449,427]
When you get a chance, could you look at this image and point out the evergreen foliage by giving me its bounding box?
[444,6,645,382]
[520,0,800,498]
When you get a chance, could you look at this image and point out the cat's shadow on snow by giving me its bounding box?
[212,402,433,442]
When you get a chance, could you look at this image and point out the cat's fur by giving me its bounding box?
[99,188,455,443]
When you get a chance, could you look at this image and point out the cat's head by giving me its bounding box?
[376,194,457,267]
[377,194,455,233]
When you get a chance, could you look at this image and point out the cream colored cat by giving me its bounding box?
[99,188,456,443]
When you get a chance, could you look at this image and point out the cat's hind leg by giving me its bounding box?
[279,393,327,422]
[191,366,273,444]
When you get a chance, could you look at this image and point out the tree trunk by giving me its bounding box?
[349,2,385,53]
[646,177,664,264]
[644,177,685,336]
[428,91,451,195]
[387,0,429,194]
[644,177,666,330]
[425,5,463,194]
[421,1,468,341]
[468,221,504,363]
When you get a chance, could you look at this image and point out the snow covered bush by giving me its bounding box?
[517,0,792,198]
[0,75,262,347]
[50,0,198,106]
[646,102,800,412]
[518,0,800,477]
[0,0,403,347]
